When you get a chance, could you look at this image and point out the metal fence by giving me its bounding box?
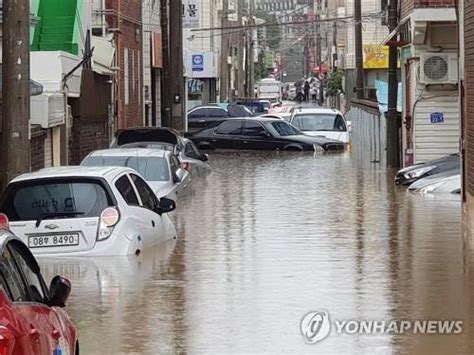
[346,105,386,166]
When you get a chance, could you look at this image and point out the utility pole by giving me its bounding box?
[169,0,185,130]
[237,0,245,98]
[386,0,400,168]
[354,0,364,99]
[332,21,338,72]
[1,0,31,191]
[160,0,171,127]
[248,0,255,98]
[220,0,229,101]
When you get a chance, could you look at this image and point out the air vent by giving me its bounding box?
[420,53,458,85]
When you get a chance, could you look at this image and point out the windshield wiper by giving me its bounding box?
[35,212,85,228]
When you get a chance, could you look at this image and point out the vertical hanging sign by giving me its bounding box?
[183,0,199,28]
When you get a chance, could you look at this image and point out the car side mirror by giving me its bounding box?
[347,121,352,133]
[159,197,176,214]
[260,131,271,138]
[200,153,209,162]
[48,275,71,308]
[175,168,184,183]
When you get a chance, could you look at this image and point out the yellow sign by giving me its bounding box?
[363,45,389,69]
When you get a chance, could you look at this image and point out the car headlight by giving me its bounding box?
[313,144,325,153]
[419,181,446,194]
[404,166,437,179]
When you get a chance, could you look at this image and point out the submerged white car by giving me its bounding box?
[289,108,350,144]
[0,166,177,256]
[81,148,191,200]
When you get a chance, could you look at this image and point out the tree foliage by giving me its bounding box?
[326,70,344,96]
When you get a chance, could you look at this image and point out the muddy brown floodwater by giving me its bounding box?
[40,151,474,354]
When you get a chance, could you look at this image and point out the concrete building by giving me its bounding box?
[184,0,221,109]
[342,0,389,102]
[386,0,458,166]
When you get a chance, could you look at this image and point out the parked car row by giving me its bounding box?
[395,153,460,194]
[186,105,351,152]
[0,127,214,354]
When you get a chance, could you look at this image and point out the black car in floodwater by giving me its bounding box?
[187,117,345,152]
[395,153,460,186]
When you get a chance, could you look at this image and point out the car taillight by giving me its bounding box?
[100,207,120,227]
[0,214,9,231]
[0,326,15,355]
[97,207,120,242]
[182,162,190,171]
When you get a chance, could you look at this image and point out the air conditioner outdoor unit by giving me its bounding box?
[419,53,458,85]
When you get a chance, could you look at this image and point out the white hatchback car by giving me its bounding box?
[289,108,351,144]
[0,166,177,256]
[81,148,191,201]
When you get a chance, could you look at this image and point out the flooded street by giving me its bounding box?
[40,151,473,354]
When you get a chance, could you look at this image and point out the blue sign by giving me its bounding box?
[430,112,444,124]
[192,54,204,72]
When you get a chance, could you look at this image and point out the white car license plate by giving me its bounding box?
[28,234,80,248]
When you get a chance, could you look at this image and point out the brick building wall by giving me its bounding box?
[465,0,474,196]
[106,0,143,129]
[69,118,109,165]
[401,0,456,18]
[30,128,46,172]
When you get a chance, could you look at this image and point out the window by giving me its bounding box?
[124,48,129,105]
[189,108,208,119]
[1,248,29,302]
[269,121,301,136]
[82,156,170,182]
[8,244,45,303]
[169,155,181,179]
[207,108,228,118]
[130,174,158,211]
[291,114,346,132]
[185,142,200,159]
[115,175,139,205]
[215,120,243,135]
[2,180,112,222]
[244,122,267,137]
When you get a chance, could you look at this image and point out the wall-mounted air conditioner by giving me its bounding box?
[419,53,458,85]
[30,94,65,129]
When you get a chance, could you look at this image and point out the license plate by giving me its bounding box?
[28,234,80,248]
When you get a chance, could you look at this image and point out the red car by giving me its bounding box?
[0,218,78,355]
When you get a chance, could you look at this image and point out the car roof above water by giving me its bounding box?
[292,107,343,115]
[87,148,169,159]
[10,166,139,184]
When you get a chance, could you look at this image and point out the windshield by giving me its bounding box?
[268,121,301,136]
[1,180,112,221]
[82,156,170,182]
[259,85,280,93]
[292,114,346,132]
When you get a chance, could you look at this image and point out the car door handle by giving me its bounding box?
[199,120,206,123]
[243,141,248,144]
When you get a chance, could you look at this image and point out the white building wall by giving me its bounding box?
[343,0,388,69]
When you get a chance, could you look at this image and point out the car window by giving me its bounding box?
[2,180,112,222]
[185,142,200,159]
[82,156,170,182]
[291,113,346,132]
[215,120,243,135]
[208,108,228,118]
[8,244,45,303]
[115,175,140,205]
[189,108,208,119]
[268,121,301,136]
[0,248,29,302]
[130,174,158,211]
[169,155,181,179]
[244,122,267,137]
